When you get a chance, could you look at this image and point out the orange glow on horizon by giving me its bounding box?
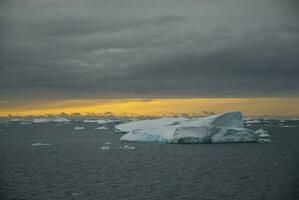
[0,97,299,117]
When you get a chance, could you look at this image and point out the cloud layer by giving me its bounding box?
[1,0,298,99]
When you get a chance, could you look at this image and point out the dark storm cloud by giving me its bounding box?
[0,0,298,99]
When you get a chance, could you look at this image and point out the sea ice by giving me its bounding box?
[20,122,32,125]
[116,111,269,144]
[33,117,70,123]
[95,126,109,130]
[83,119,121,124]
[280,125,295,128]
[255,128,270,138]
[32,143,52,146]
[120,144,136,149]
[258,138,271,143]
[101,145,110,150]
[10,118,21,122]
[74,126,85,130]
[244,119,261,124]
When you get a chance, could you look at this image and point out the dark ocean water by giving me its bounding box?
[0,121,298,200]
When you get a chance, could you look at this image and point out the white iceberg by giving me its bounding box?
[244,119,261,126]
[20,122,32,125]
[254,128,270,138]
[83,119,121,124]
[33,118,50,123]
[258,138,271,143]
[32,117,70,123]
[120,144,136,149]
[32,143,52,146]
[280,125,295,128]
[74,126,85,130]
[95,126,109,130]
[101,145,110,150]
[116,111,267,144]
[10,118,21,122]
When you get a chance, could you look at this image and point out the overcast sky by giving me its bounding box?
[0,0,298,100]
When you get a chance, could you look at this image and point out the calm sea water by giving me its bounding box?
[0,121,298,200]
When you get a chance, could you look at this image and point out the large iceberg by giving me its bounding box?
[115,111,265,144]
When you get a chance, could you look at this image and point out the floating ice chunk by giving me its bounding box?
[20,122,32,125]
[258,138,271,143]
[117,111,261,144]
[120,144,136,149]
[33,118,50,123]
[33,117,70,123]
[244,119,261,124]
[211,128,258,143]
[104,142,111,145]
[255,128,270,138]
[83,119,121,124]
[101,145,110,150]
[10,118,21,122]
[95,126,108,130]
[259,133,270,138]
[74,126,85,130]
[51,117,70,123]
[280,125,295,128]
[32,143,52,146]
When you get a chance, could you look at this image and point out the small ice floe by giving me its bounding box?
[10,118,21,122]
[83,119,122,124]
[255,128,270,138]
[280,125,295,128]
[120,144,136,150]
[51,117,70,123]
[258,138,271,143]
[20,122,32,125]
[74,126,85,130]
[101,145,110,150]
[33,118,50,123]
[32,143,52,146]
[104,142,111,145]
[244,119,261,125]
[95,126,108,130]
[33,117,70,123]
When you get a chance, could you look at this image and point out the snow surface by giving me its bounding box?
[116,111,269,144]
